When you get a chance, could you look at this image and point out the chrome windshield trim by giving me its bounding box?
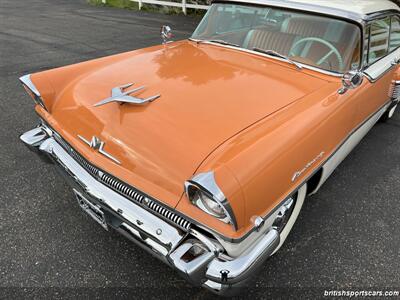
[19,74,41,97]
[188,38,343,78]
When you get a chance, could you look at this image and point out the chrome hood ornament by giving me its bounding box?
[78,135,121,165]
[94,83,160,107]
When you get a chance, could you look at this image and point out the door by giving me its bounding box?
[314,15,400,192]
[358,14,400,125]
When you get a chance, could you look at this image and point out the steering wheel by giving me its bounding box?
[289,37,344,71]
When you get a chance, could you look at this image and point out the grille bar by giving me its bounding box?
[51,131,191,231]
[147,199,191,230]
[98,172,145,204]
[54,133,100,177]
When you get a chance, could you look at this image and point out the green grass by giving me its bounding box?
[88,0,138,9]
[88,0,206,16]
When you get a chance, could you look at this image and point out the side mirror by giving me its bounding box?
[161,25,173,44]
[338,70,363,94]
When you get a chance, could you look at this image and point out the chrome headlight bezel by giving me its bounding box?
[185,171,238,230]
[19,74,48,111]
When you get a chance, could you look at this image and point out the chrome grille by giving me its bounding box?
[72,150,99,177]
[147,199,191,230]
[98,172,145,204]
[51,129,191,231]
[54,133,100,177]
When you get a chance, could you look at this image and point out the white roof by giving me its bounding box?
[219,0,400,20]
[288,0,399,15]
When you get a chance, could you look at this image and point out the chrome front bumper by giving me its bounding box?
[20,125,280,295]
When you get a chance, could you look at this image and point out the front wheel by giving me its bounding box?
[271,183,307,255]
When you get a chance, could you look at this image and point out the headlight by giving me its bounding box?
[19,74,48,111]
[185,171,237,229]
[191,188,226,218]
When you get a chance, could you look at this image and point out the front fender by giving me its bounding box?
[192,81,350,236]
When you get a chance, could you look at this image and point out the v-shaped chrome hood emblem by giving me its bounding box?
[78,135,121,165]
[94,83,160,107]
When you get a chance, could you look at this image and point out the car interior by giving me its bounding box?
[192,4,362,73]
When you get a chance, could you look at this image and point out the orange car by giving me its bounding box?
[19,0,400,294]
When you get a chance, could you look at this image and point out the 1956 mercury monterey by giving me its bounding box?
[19,0,400,294]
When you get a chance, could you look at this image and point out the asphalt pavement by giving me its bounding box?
[0,0,399,299]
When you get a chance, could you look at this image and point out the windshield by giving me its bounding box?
[191,3,361,73]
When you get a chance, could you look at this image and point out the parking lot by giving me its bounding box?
[1,0,399,298]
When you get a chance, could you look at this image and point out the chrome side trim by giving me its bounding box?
[364,48,400,81]
[364,9,400,21]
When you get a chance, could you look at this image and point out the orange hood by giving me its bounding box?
[34,40,328,209]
